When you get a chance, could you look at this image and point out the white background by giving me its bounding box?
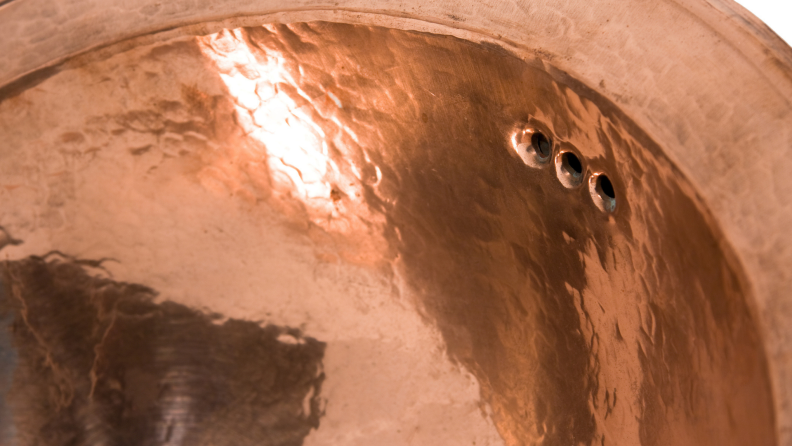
[736,0,792,45]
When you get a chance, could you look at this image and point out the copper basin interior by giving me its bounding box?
[0,4,791,446]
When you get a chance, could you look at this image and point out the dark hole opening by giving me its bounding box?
[562,152,583,175]
[531,132,551,158]
[598,175,615,199]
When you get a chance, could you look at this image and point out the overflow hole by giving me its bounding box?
[590,173,617,213]
[562,152,583,176]
[598,175,615,199]
[531,132,552,159]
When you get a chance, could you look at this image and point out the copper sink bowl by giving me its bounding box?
[0,1,791,445]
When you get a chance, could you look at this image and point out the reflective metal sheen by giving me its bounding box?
[0,22,777,446]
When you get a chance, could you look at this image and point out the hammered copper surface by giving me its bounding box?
[0,22,776,446]
[0,255,325,446]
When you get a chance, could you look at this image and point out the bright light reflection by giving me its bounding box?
[196,29,389,264]
[199,29,332,201]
